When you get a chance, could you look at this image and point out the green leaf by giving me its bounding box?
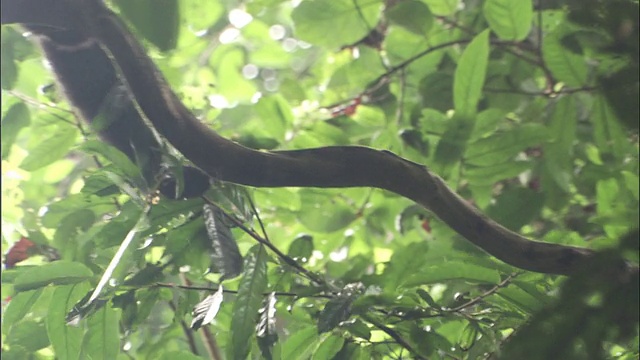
[318,296,353,333]
[255,95,294,142]
[288,234,314,263]
[83,306,121,360]
[483,0,533,41]
[341,319,371,340]
[5,320,50,352]
[383,241,430,290]
[387,0,433,35]
[542,31,588,87]
[465,124,548,166]
[422,0,459,16]
[1,101,30,159]
[13,261,93,292]
[114,0,180,51]
[230,245,268,360]
[80,140,145,188]
[466,161,532,186]
[291,0,382,48]
[1,289,42,333]
[433,30,489,171]
[47,282,90,360]
[592,96,628,159]
[20,124,77,171]
[433,113,476,171]
[41,194,114,229]
[542,96,576,209]
[279,326,320,360]
[454,29,490,117]
[405,262,501,286]
[486,187,545,231]
[312,334,345,360]
[297,190,357,233]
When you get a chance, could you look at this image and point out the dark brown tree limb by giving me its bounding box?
[1,0,621,275]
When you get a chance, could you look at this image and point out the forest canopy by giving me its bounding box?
[1,0,638,359]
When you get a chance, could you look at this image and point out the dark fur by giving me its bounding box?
[26,24,209,198]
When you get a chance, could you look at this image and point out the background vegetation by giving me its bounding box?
[1,0,638,359]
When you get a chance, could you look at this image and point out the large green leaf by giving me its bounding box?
[114,0,180,52]
[483,0,533,41]
[405,262,501,286]
[466,161,532,186]
[47,282,90,360]
[542,31,588,87]
[1,101,30,159]
[5,320,50,352]
[422,0,459,16]
[79,140,145,189]
[487,187,545,231]
[1,289,42,333]
[454,29,490,117]
[19,123,77,171]
[297,190,357,233]
[383,241,430,290]
[433,30,490,170]
[542,96,576,209]
[13,261,93,292]
[387,0,433,35]
[312,334,345,360]
[465,124,548,166]
[83,306,121,360]
[592,96,629,159]
[291,0,382,48]
[229,245,268,360]
[278,326,320,360]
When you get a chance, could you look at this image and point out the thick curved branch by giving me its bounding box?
[1,0,606,275]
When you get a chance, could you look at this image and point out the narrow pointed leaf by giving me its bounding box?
[229,245,268,360]
[83,306,121,360]
[203,204,243,280]
[47,282,90,360]
[483,0,533,41]
[13,261,93,292]
[454,29,489,117]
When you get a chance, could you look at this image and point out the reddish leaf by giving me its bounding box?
[5,237,37,268]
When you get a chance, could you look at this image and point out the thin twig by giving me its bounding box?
[362,314,427,360]
[444,272,521,313]
[151,282,331,298]
[168,300,199,355]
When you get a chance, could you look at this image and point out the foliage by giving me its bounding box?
[1,0,638,359]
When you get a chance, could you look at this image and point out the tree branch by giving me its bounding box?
[2,0,627,276]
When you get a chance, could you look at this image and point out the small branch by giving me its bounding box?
[444,272,521,313]
[168,301,199,355]
[362,314,427,360]
[151,282,332,298]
